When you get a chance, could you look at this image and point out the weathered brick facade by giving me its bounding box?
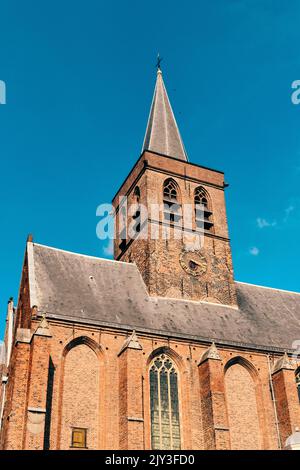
[1,315,300,450]
[113,151,237,307]
[1,68,300,451]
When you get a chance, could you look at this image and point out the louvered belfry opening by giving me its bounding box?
[194,186,214,232]
[132,186,141,235]
[163,179,182,224]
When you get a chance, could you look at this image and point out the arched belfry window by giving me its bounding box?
[132,186,141,235]
[194,186,214,232]
[133,186,140,203]
[296,369,300,402]
[149,353,181,450]
[163,179,182,224]
[163,179,178,202]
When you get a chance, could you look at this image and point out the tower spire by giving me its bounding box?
[142,63,188,162]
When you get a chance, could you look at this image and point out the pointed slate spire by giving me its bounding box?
[142,68,188,161]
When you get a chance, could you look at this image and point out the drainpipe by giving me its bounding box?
[0,298,14,431]
[5,298,14,368]
[267,354,282,449]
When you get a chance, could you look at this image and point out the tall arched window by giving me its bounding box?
[163,179,181,224]
[296,369,300,402]
[149,353,181,450]
[194,186,213,232]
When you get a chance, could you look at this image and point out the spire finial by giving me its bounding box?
[142,57,188,161]
[156,53,163,73]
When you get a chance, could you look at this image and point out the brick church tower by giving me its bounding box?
[113,66,237,306]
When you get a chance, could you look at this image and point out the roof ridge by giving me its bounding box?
[29,242,134,267]
[236,280,300,296]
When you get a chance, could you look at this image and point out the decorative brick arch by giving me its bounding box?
[57,336,105,450]
[62,335,104,359]
[224,356,266,449]
[224,356,260,382]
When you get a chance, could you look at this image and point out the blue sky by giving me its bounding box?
[0,0,300,337]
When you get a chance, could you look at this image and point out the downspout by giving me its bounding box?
[6,298,14,367]
[0,299,14,431]
[267,354,282,449]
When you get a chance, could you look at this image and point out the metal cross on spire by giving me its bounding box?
[156,53,163,71]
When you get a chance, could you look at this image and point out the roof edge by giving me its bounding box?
[40,312,297,355]
[27,242,38,308]
[29,242,135,267]
[236,280,300,296]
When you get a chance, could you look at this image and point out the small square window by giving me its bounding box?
[71,428,87,448]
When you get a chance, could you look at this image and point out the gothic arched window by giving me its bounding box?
[296,369,300,402]
[133,186,140,203]
[149,353,181,450]
[194,186,213,232]
[163,179,178,202]
[132,186,141,234]
[163,179,181,224]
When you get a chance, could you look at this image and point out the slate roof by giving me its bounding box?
[142,70,188,162]
[27,242,300,353]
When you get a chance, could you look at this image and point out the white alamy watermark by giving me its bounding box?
[0,80,6,105]
[291,80,300,105]
[96,198,207,252]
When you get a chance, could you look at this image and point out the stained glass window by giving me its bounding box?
[150,354,181,450]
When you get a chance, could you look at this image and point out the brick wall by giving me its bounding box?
[59,343,100,450]
[2,319,295,450]
[225,363,262,449]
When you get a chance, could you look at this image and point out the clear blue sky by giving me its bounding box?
[1,0,300,337]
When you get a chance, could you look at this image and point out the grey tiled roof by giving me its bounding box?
[142,70,188,161]
[27,242,300,352]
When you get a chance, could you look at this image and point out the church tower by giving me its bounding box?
[113,66,237,306]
